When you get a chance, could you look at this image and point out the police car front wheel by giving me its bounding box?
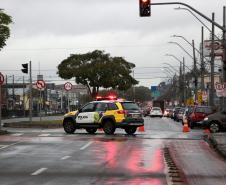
[63,120,76,134]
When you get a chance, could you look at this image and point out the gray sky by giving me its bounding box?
[0,0,225,88]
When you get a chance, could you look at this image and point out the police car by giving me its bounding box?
[63,96,144,135]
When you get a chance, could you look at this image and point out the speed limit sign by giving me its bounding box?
[64,82,73,91]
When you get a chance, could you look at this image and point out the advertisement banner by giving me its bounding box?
[203,40,223,57]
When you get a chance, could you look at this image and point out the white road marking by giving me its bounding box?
[31,168,48,176]
[0,141,22,150]
[11,133,24,136]
[61,156,71,160]
[38,134,51,137]
[80,141,93,150]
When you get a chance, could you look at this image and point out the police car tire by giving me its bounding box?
[63,120,76,134]
[103,120,115,135]
[125,127,136,135]
[86,128,97,134]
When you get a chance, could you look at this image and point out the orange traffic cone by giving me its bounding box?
[138,125,145,132]
[183,119,190,132]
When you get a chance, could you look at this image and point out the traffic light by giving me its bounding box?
[21,63,28,74]
[139,0,151,17]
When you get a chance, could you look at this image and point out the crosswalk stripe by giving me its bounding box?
[38,134,51,137]
[11,133,24,136]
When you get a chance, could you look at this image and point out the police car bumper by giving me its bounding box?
[117,118,144,127]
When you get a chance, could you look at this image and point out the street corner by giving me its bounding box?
[207,133,226,160]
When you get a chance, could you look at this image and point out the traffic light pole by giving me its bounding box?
[209,13,215,107]
[223,7,226,109]
[29,61,32,124]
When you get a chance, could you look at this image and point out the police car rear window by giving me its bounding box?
[121,102,139,110]
[107,103,118,110]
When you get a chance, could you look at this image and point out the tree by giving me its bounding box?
[57,50,138,97]
[0,9,12,50]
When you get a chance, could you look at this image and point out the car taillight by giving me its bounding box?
[117,110,127,115]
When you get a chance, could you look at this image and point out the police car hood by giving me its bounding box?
[64,111,78,117]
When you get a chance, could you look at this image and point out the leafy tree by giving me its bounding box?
[57,50,138,97]
[0,9,12,50]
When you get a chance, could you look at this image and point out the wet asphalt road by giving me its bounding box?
[0,117,226,185]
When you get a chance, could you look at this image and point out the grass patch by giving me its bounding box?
[4,120,63,128]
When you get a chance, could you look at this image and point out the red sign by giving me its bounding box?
[64,82,72,91]
[36,80,46,90]
[0,73,4,85]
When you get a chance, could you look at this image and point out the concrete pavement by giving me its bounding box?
[206,133,226,159]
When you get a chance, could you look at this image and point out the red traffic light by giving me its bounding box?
[139,0,151,17]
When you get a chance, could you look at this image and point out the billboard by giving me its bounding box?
[203,40,223,57]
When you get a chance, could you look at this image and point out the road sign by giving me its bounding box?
[0,73,4,85]
[36,80,46,90]
[64,82,73,91]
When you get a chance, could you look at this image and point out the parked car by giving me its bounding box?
[182,107,193,125]
[143,106,151,117]
[171,107,181,121]
[164,108,173,117]
[202,109,226,133]
[150,107,163,118]
[188,106,215,129]
[175,108,185,122]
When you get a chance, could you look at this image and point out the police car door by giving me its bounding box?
[76,103,96,124]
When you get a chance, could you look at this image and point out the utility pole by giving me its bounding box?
[209,13,215,106]
[23,76,25,117]
[200,26,205,92]
[223,7,226,109]
[183,57,186,104]
[179,62,182,104]
[29,61,32,124]
[192,40,197,103]
[12,75,15,110]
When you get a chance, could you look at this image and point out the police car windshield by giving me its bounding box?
[121,102,139,110]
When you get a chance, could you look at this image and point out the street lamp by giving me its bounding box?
[168,41,194,60]
[165,53,192,71]
[174,7,221,40]
[163,62,179,73]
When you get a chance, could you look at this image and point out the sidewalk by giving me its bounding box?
[206,133,226,159]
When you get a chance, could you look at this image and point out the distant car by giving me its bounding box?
[143,107,151,117]
[175,108,185,122]
[188,106,215,129]
[164,108,171,117]
[172,107,181,121]
[150,107,163,118]
[202,109,226,133]
[182,107,193,125]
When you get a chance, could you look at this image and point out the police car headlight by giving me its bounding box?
[204,117,208,121]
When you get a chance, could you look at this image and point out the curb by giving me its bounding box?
[3,122,62,129]
[204,134,226,160]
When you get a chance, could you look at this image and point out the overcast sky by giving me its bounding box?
[0,0,225,88]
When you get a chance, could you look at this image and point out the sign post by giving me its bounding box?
[36,80,46,121]
[0,73,5,130]
[64,82,72,112]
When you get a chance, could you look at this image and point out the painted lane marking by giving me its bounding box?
[61,156,71,160]
[38,134,51,137]
[0,141,22,150]
[11,133,24,136]
[31,168,48,176]
[80,141,93,150]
